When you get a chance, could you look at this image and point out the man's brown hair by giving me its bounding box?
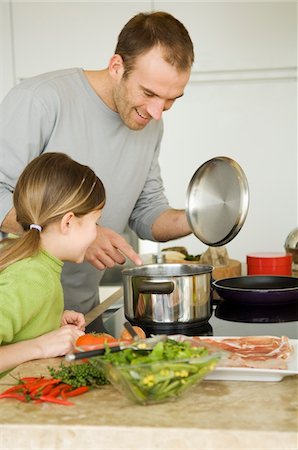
[115,11,194,78]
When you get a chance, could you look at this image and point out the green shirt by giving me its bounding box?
[0,250,64,345]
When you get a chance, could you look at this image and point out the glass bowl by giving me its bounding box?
[90,348,220,405]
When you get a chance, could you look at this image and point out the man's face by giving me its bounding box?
[112,47,191,131]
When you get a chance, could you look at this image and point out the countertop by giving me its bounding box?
[0,289,297,450]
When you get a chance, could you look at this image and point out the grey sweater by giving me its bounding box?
[0,68,170,313]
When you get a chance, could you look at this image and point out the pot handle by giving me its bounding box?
[138,281,175,295]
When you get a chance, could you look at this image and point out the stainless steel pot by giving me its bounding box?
[122,157,249,333]
[122,264,213,332]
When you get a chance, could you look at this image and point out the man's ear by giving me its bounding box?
[109,54,125,80]
[60,212,75,234]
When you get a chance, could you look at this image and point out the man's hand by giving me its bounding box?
[85,226,142,270]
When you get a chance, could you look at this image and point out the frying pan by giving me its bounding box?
[213,276,298,305]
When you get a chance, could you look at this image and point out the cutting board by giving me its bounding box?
[164,258,241,280]
[212,259,242,280]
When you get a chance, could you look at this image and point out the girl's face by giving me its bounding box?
[69,209,102,263]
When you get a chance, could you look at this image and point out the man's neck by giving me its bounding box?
[84,69,116,111]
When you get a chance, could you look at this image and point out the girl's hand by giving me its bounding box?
[61,310,86,331]
[34,325,85,359]
[0,325,85,372]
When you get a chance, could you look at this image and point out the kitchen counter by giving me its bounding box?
[0,289,297,450]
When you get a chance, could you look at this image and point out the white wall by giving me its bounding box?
[142,1,298,260]
[0,1,15,99]
[11,1,152,80]
[154,1,297,261]
[1,1,297,262]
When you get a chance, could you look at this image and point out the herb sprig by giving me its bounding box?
[48,362,108,388]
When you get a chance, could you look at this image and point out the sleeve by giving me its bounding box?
[0,85,53,225]
[128,122,171,241]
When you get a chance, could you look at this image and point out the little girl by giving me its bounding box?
[0,152,105,373]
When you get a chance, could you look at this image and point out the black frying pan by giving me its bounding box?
[213,276,298,305]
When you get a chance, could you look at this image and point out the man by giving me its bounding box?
[0,11,194,314]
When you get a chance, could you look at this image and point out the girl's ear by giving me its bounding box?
[109,54,125,80]
[60,212,75,234]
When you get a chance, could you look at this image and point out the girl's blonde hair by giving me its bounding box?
[0,152,105,271]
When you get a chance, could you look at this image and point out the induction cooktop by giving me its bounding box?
[86,299,298,340]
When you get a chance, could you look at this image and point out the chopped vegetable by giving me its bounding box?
[102,339,208,364]
[91,339,220,404]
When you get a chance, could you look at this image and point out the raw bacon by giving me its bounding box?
[189,336,294,370]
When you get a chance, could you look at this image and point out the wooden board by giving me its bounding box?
[164,258,242,280]
[212,259,242,280]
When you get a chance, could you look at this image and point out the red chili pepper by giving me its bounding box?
[1,385,26,395]
[48,383,71,398]
[64,386,89,397]
[22,376,44,384]
[0,393,26,401]
[29,379,61,397]
[60,385,73,399]
[19,377,46,392]
[19,377,39,383]
[39,395,74,406]
[42,383,60,396]
[0,376,89,405]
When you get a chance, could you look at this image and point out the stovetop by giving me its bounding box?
[86,299,298,340]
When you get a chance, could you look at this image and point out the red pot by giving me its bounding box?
[246,252,292,276]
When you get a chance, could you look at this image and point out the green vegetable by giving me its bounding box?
[48,362,109,388]
[91,339,220,404]
[184,254,201,261]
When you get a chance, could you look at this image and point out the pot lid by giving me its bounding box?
[186,156,249,246]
